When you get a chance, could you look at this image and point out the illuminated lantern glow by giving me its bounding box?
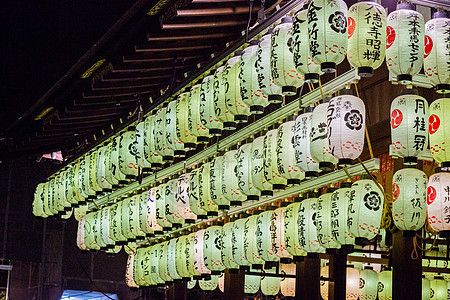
[33,183,48,218]
[209,156,230,210]
[321,265,330,300]
[110,136,129,184]
[199,275,218,291]
[187,279,197,289]
[427,172,450,237]
[231,217,251,267]
[95,146,113,192]
[48,177,60,214]
[221,221,239,270]
[135,122,152,172]
[284,200,308,258]
[347,266,360,300]
[74,203,88,221]
[188,84,212,144]
[223,51,250,123]
[203,225,225,273]
[429,98,450,166]
[155,183,172,231]
[155,107,175,162]
[150,244,164,285]
[194,230,211,275]
[186,232,201,277]
[159,241,172,283]
[280,263,296,296]
[72,162,87,204]
[176,92,197,150]
[390,92,428,164]
[165,179,184,227]
[392,168,427,232]
[198,162,219,217]
[256,208,279,263]
[251,136,273,197]
[133,248,145,286]
[236,143,260,201]
[264,129,287,190]
[386,4,425,84]
[330,183,355,248]
[310,101,338,171]
[147,188,163,235]
[65,167,82,207]
[377,270,392,300]
[103,143,120,188]
[307,0,348,73]
[422,276,430,300]
[108,203,124,244]
[294,108,320,178]
[77,216,87,250]
[141,247,155,286]
[143,115,163,169]
[240,40,269,114]
[129,195,146,240]
[424,12,450,94]
[78,157,95,200]
[316,188,341,249]
[293,9,322,83]
[271,17,305,96]
[57,171,71,212]
[277,120,305,185]
[222,150,245,206]
[347,1,387,77]
[218,273,225,292]
[87,152,103,198]
[214,66,236,130]
[99,207,115,249]
[189,168,208,219]
[166,100,186,157]
[271,206,293,262]
[125,253,139,288]
[41,182,53,217]
[175,235,192,279]
[177,173,197,223]
[261,266,281,296]
[118,130,139,179]
[138,191,153,237]
[359,267,378,300]
[121,197,137,242]
[200,74,223,136]
[244,213,265,268]
[298,195,325,253]
[256,30,283,104]
[327,91,366,165]
[84,212,100,250]
[245,269,261,294]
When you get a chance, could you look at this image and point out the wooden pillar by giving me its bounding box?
[224,269,244,300]
[328,251,347,300]
[302,253,321,300]
[168,280,186,300]
[295,257,305,300]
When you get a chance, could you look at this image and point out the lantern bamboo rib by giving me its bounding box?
[354,83,374,159]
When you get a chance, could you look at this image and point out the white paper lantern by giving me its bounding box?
[222,150,246,206]
[88,152,103,198]
[311,101,338,170]
[84,212,100,250]
[386,5,425,84]
[256,208,280,262]
[65,166,83,206]
[327,92,366,165]
[203,225,225,273]
[251,136,273,197]
[429,98,450,165]
[159,241,173,283]
[138,191,153,237]
[240,40,269,114]
[118,130,139,178]
[348,177,384,245]
[359,267,378,300]
[271,206,293,261]
[209,156,230,210]
[293,9,322,83]
[378,270,392,300]
[245,269,261,294]
[218,273,225,292]
[121,198,137,242]
[177,173,197,223]
[129,195,146,240]
[175,236,192,279]
[147,188,163,235]
[422,277,431,300]
[33,183,47,218]
[189,84,212,144]
[244,214,265,268]
[135,122,152,172]
[143,115,163,169]
[223,51,250,123]
[392,168,427,232]
[110,136,129,184]
[284,201,308,257]
[155,183,172,231]
[347,266,360,300]
[41,181,53,217]
[186,232,201,277]
[330,183,356,247]
[74,203,88,221]
[108,203,125,244]
[298,195,325,253]
[99,206,115,249]
[261,266,281,296]
[198,162,218,216]
[213,66,236,130]
[255,30,283,103]
[133,248,145,286]
[271,17,305,95]
[77,216,87,250]
[189,168,208,219]
[155,107,175,162]
[103,143,120,188]
[194,230,211,275]
[78,157,95,200]
[347,1,387,77]
[294,108,320,177]
[231,217,251,267]
[200,74,223,136]
[424,13,450,94]
[176,91,197,150]
[320,265,329,300]
[427,172,450,236]
[316,189,341,249]
[307,0,348,73]
[126,253,139,288]
[187,279,197,289]
[165,179,184,227]
[166,100,186,157]
[280,263,296,297]
[150,244,164,285]
[221,221,239,270]
[236,143,260,201]
[264,129,287,190]
[95,146,113,192]
[199,275,218,291]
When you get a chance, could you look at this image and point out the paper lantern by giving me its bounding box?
[199,275,218,291]
[143,115,163,169]
[95,145,113,192]
[430,277,448,300]
[189,168,208,219]
[165,179,184,227]
[176,92,197,150]
[377,270,392,300]
[348,177,384,245]
[427,172,450,236]
[125,254,139,288]
[133,248,144,286]
[118,130,139,178]
[330,183,355,247]
[103,143,119,188]
[271,17,305,95]
[135,122,152,172]
[33,183,47,218]
[255,30,283,103]
[236,143,260,201]
[187,279,197,289]
[390,92,429,164]
[244,269,261,294]
[149,244,164,285]
[77,216,87,250]
[158,241,172,283]
[198,162,218,216]
[175,235,192,279]
[292,9,322,83]
[316,188,341,249]
[138,191,153,237]
[186,232,201,277]
[147,188,163,235]
[120,198,136,242]
[200,74,223,136]
[78,157,95,200]
[298,195,325,253]
[359,267,378,300]
[213,66,236,130]
[154,107,175,162]
[424,12,450,94]
[99,206,115,249]
[222,150,245,206]
[49,176,61,214]
[327,92,366,165]
[294,108,320,177]
[261,266,281,296]
[218,273,225,292]
[276,120,305,185]
[194,230,211,275]
[256,208,279,262]
[155,183,172,231]
[141,247,155,286]
[284,201,307,257]
[88,152,103,198]
[166,100,186,157]
[177,173,197,223]
[41,181,53,217]
[221,221,239,270]
[244,214,265,268]
[65,166,83,206]
[311,101,338,170]
[422,277,430,300]
[251,136,273,197]
[429,98,450,165]
[271,206,292,261]
[240,40,269,114]
[188,84,212,144]
[320,265,329,300]
[110,136,128,183]
[57,171,72,212]
[347,1,387,77]
[280,263,296,296]
[84,212,100,250]
[74,203,88,221]
[231,217,251,267]
[264,129,287,190]
[307,0,348,73]
[208,156,230,210]
[129,195,146,240]
[392,167,427,232]
[223,51,250,123]
[347,267,360,300]
[203,225,225,273]
[386,4,425,84]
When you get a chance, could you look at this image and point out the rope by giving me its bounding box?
[354,83,374,159]
[342,166,353,182]
[318,78,324,100]
[412,231,437,260]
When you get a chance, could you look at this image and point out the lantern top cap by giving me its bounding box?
[326,188,337,193]
[303,106,314,113]
[234,50,243,56]
[280,201,290,207]
[339,88,354,96]
[361,173,376,180]
[396,2,415,10]
[264,205,277,211]
[252,209,263,215]
[249,40,260,46]
[401,87,418,95]
[281,16,293,23]
[433,11,448,19]
[339,182,353,189]
[265,28,273,35]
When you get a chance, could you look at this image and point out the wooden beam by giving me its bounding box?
[82,86,155,98]
[192,0,247,3]
[295,258,305,300]
[176,6,258,16]
[135,44,216,52]
[92,80,165,91]
[162,20,247,29]
[328,252,347,300]
[111,64,189,72]
[224,269,244,300]
[123,54,203,63]
[147,32,233,41]
[74,97,138,107]
[100,72,173,81]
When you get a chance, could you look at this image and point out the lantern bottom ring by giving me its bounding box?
[240,265,250,271]
[207,211,219,217]
[172,223,183,228]
[230,201,242,207]
[435,83,450,94]
[211,271,221,275]
[321,62,337,74]
[250,105,264,114]
[272,184,286,190]
[247,195,259,201]
[209,128,222,136]
[150,163,162,169]
[222,122,236,131]
[140,168,152,174]
[293,255,305,262]
[337,158,353,166]
[185,219,196,224]
[145,233,155,237]
[357,67,373,78]
[183,143,197,151]
[319,162,335,171]
[95,191,104,196]
[260,190,274,197]
[268,94,283,104]
[218,205,230,211]
[305,73,320,83]
[173,279,183,284]
[287,178,301,185]
[280,257,293,264]
[196,136,209,144]
[282,86,297,96]
[174,150,186,158]
[234,115,248,123]
[397,74,413,85]
[182,277,191,281]
[305,171,319,179]
[197,215,208,220]
[201,274,212,280]
[135,236,145,240]
[154,230,164,236]
[355,237,370,246]
[252,264,263,269]
[125,175,136,180]
[87,195,97,200]
[193,275,202,280]
[340,244,354,254]
[229,268,239,273]
[403,156,418,166]
[264,261,278,270]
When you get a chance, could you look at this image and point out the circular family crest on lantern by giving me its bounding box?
[429,98,450,166]
[359,267,378,300]
[377,270,392,300]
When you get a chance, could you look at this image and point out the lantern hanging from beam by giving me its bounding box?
[358,267,378,300]
[320,265,330,300]
[155,107,175,162]
[103,143,119,188]
[236,142,260,201]
[427,172,450,237]
[78,157,95,200]
[165,179,184,227]
[176,91,197,150]
[121,197,137,242]
[271,206,293,262]
[108,203,123,244]
[277,120,305,185]
[264,129,287,190]
[392,167,427,232]
[84,212,100,250]
[203,225,225,273]
[346,266,360,300]
[177,173,197,223]
[129,195,146,240]
[244,213,265,268]
[87,152,103,198]
[256,30,283,104]
[186,232,201,277]
[222,150,246,206]
[214,66,236,130]
[232,217,251,267]
[150,244,164,285]
[316,188,341,249]
[307,0,348,73]
[33,183,47,218]
[74,203,88,221]
[166,100,186,157]
[294,108,320,178]
[209,156,230,210]
[198,162,218,217]
[240,40,269,114]
[188,84,212,144]
[327,90,366,165]
[133,248,145,286]
[41,181,53,217]
[194,230,211,275]
[429,98,450,166]
[298,194,325,253]
[261,266,281,296]
[135,122,152,172]
[96,145,113,192]
[422,276,430,300]
[271,17,305,95]
[118,130,139,178]
[424,12,450,94]
[147,188,163,235]
[159,241,172,283]
[110,137,128,184]
[175,235,192,279]
[377,270,392,300]
[125,253,139,288]
[99,206,115,249]
[65,166,82,206]
[77,216,87,250]
[245,269,261,294]
[284,200,307,257]
[139,191,153,237]
[143,115,163,169]
[330,183,355,248]
[221,221,239,270]
[189,168,208,219]
[141,247,155,286]
[155,183,172,231]
[56,171,71,213]
[199,275,218,291]
[347,1,387,77]
[256,207,280,262]
[251,136,273,197]
[200,74,223,136]
[280,263,296,297]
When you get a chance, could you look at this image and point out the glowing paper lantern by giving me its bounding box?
[390,93,429,164]
[135,122,152,172]
[222,150,245,206]
[177,173,196,223]
[218,273,225,292]
[147,188,163,235]
[65,166,82,206]
[189,168,208,219]
[150,244,164,285]
[118,130,139,178]
[223,51,250,123]
[175,236,192,279]
[271,17,304,95]
[347,1,387,77]
[294,108,320,178]
[203,225,225,273]
[308,0,348,73]
[95,146,113,191]
[158,241,172,283]
[200,74,223,136]
[327,91,366,165]
[347,267,360,300]
[348,177,384,245]
[310,101,338,170]
[209,156,230,210]
[244,214,265,268]
[232,217,251,267]
[108,203,124,244]
[280,263,296,296]
[176,92,197,150]
[165,179,184,227]
[236,143,260,201]
[194,230,211,275]
[99,206,115,249]
[263,129,287,190]
[244,270,261,294]
[84,212,100,250]
[221,221,239,270]
[359,267,378,300]
[427,172,450,236]
[377,270,392,300]
[133,248,145,286]
[33,183,47,218]
[255,30,283,103]
[251,136,273,197]
[87,152,103,198]
[128,195,146,240]
[138,191,153,237]
[186,232,201,277]
[166,100,186,157]
[155,183,172,231]
[74,203,88,221]
[256,208,279,262]
[240,40,269,114]
[125,254,139,288]
[187,279,197,289]
[77,216,87,250]
[198,162,218,216]
[121,197,137,242]
[103,143,120,188]
[277,120,305,185]
[284,201,307,257]
[330,183,355,247]
[78,157,95,200]
[386,4,425,84]
[143,115,163,169]
[321,265,330,300]
[271,206,292,261]
[422,277,430,300]
[199,275,218,291]
[316,188,341,249]
[261,266,281,296]
[392,167,427,232]
[293,9,322,83]
[214,66,236,130]
[41,181,53,217]
[155,107,175,162]
[189,84,212,144]
[429,98,450,165]
[110,136,129,183]
[298,195,325,253]
[424,12,450,94]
